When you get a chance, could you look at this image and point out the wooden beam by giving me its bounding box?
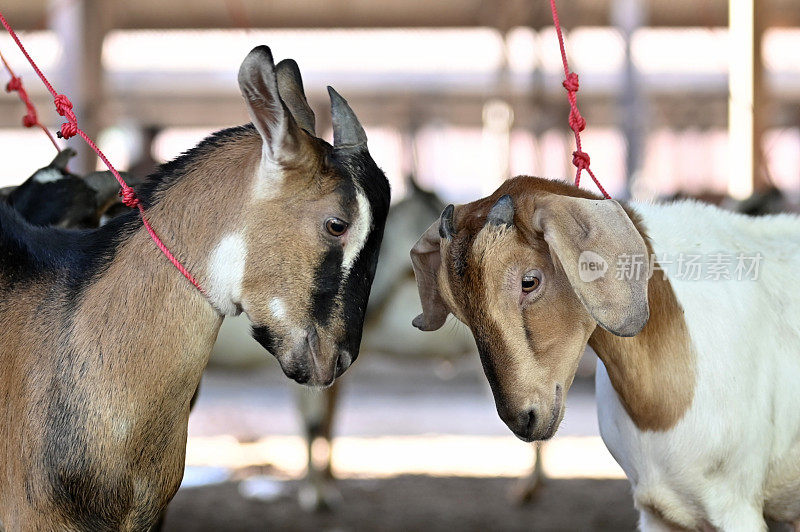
[48,0,112,174]
[15,0,799,31]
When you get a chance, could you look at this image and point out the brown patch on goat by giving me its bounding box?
[589,264,696,431]
[493,178,696,432]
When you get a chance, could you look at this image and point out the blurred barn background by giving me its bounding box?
[1,1,798,530]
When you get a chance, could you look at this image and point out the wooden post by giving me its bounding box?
[728,0,767,198]
[752,0,769,192]
[48,0,112,175]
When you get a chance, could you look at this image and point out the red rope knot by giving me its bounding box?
[568,108,586,132]
[120,186,140,208]
[5,75,21,92]
[22,112,36,128]
[53,93,79,138]
[53,93,73,115]
[562,72,579,92]
[572,150,590,170]
[57,122,77,139]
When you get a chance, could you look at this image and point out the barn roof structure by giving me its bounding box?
[0,0,795,196]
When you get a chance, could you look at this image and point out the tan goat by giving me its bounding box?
[0,46,389,529]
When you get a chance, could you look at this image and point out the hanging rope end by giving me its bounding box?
[5,75,21,92]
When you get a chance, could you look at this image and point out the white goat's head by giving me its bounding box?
[411,177,649,440]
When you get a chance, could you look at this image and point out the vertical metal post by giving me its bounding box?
[613,0,646,199]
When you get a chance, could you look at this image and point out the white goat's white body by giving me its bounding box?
[596,200,800,531]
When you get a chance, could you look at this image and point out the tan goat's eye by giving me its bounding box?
[325,217,349,237]
[522,273,541,293]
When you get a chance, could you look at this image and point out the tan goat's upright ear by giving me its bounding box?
[410,205,455,331]
[275,58,316,135]
[528,196,650,337]
[238,46,304,161]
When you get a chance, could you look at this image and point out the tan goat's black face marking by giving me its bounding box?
[243,136,390,387]
[224,47,391,387]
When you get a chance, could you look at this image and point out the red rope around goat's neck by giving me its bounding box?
[0,11,205,295]
[549,0,611,199]
[0,48,60,152]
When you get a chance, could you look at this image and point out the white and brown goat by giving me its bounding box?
[0,45,389,529]
[412,176,800,531]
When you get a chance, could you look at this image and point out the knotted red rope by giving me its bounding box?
[549,0,611,199]
[0,11,205,294]
[0,48,59,151]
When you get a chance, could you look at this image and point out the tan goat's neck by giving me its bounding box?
[588,247,697,432]
[68,131,262,417]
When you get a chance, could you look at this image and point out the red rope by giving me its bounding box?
[0,48,60,151]
[0,11,205,294]
[548,0,611,199]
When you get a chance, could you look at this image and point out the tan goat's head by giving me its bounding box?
[410,177,649,441]
[214,46,390,387]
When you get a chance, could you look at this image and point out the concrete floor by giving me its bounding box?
[162,352,643,531]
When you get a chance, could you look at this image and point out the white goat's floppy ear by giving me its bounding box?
[238,46,303,161]
[410,220,450,331]
[528,195,650,337]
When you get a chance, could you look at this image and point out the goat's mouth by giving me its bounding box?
[540,384,564,440]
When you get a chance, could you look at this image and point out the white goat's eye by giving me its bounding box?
[522,272,541,293]
[325,217,349,237]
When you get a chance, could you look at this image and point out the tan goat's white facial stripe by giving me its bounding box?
[207,232,247,316]
[341,190,372,273]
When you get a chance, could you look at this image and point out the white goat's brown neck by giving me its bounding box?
[413,176,696,439]
[589,247,696,432]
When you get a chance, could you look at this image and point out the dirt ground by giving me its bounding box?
[163,476,639,531]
